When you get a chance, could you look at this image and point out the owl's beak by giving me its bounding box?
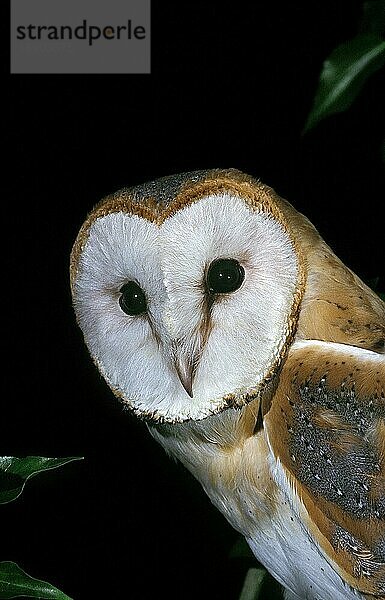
[173,355,194,398]
[171,336,202,398]
[173,344,195,398]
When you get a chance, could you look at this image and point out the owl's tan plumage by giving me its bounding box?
[71,169,385,599]
[265,342,385,596]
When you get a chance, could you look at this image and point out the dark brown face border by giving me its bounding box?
[70,168,307,423]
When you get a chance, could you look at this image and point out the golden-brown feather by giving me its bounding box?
[265,341,385,597]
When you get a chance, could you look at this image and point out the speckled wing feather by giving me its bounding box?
[265,340,385,597]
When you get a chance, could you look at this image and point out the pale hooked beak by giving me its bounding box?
[173,354,194,398]
[171,337,202,398]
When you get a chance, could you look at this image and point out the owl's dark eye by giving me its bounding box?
[206,258,245,294]
[119,281,147,316]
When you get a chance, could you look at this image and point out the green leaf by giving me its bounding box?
[0,562,72,600]
[238,567,266,600]
[0,457,83,504]
[304,33,385,133]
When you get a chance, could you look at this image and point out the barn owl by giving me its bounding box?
[70,169,385,600]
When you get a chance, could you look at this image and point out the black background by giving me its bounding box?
[4,2,385,599]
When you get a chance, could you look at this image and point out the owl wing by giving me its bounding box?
[264,339,385,597]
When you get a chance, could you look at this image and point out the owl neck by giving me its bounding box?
[148,397,265,475]
[147,371,280,470]
[148,398,278,541]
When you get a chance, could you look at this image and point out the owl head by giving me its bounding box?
[70,169,306,423]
